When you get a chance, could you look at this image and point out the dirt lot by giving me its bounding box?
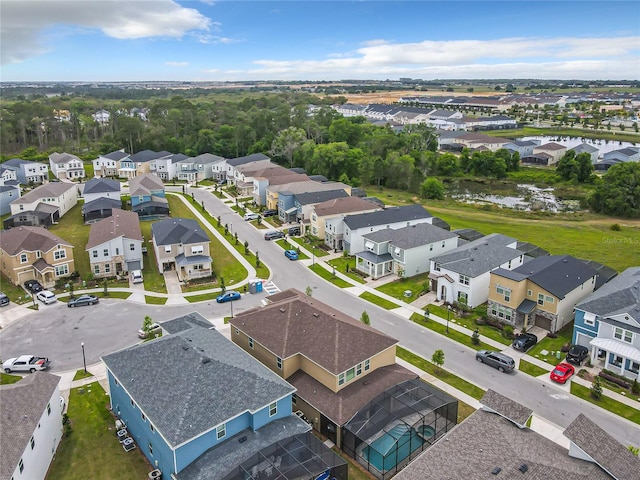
[337,90,502,105]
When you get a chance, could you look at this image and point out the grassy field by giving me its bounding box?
[409,313,493,351]
[138,219,168,294]
[485,126,640,144]
[570,383,640,425]
[359,291,399,310]
[375,273,430,302]
[327,256,366,284]
[144,295,167,305]
[425,304,511,346]
[185,292,218,303]
[309,264,352,288]
[519,359,549,377]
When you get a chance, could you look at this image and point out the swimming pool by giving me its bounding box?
[362,424,425,472]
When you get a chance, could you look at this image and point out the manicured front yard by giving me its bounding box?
[519,359,549,377]
[48,202,90,277]
[309,264,352,288]
[288,236,330,257]
[0,373,22,384]
[570,382,640,425]
[275,239,310,260]
[144,295,167,305]
[375,273,430,302]
[359,291,399,310]
[0,273,30,304]
[425,304,511,346]
[46,382,151,480]
[138,219,168,294]
[409,313,493,351]
[527,323,573,365]
[327,256,366,284]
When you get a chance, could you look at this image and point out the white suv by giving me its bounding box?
[130,270,144,284]
[36,290,57,305]
[244,212,260,221]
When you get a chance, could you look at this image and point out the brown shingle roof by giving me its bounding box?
[564,413,640,480]
[230,289,398,373]
[313,196,382,217]
[129,173,164,196]
[86,209,143,249]
[11,182,75,204]
[536,142,566,151]
[289,364,417,425]
[481,389,532,427]
[0,226,72,256]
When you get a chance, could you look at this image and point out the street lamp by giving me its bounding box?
[446,305,452,334]
[230,299,234,319]
[312,246,316,266]
[81,342,87,373]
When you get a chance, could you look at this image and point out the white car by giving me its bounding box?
[244,212,260,221]
[36,290,57,304]
[3,355,51,373]
[138,322,161,339]
[130,270,144,284]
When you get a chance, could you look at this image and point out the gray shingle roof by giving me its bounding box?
[226,153,270,167]
[564,414,640,480]
[11,182,75,204]
[430,233,521,277]
[160,312,213,334]
[49,152,81,164]
[493,255,598,299]
[83,177,121,195]
[192,153,225,164]
[0,372,61,480]
[363,222,457,249]
[0,226,72,256]
[576,267,640,319]
[129,150,171,162]
[294,189,349,205]
[102,326,295,447]
[86,209,142,249]
[129,173,164,196]
[81,197,121,214]
[151,217,209,246]
[343,204,431,230]
[480,389,532,427]
[101,150,130,161]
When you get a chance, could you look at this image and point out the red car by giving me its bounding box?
[550,362,575,384]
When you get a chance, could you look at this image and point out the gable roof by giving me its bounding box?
[226,153,270,167]
[101,150,130,161]
[294,189,349,206]
[160,312,213,334]
[103,326,295,448]
[430,233,521,277]
[564,414,640,480]
[191,153,225,164]
[0,372,61,480]
[129,150,171,162]
[480,389,532,427]
[576,267,640,319]
[493,255,598,299]
[11,182,75,205]
[2,158,42,168]
[0,226,72,255]
[268,180,349,196]
[343,204,431,230]
[314,196,382,217]
[129,173,164,195]
[363,222,457,249]
[536,142,566,151]
[83,177,121,195]
[230,289,398,374]
[151,217,209,246]
[86,209,143,249]
[81,197,121,215]
[49,152,81,164]
[570,143,598,154]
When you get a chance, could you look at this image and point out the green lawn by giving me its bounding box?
[0,373,22,384]
[92,291,132,300]
[73,369,94,381]
[375,273,431,302]
[527,323,574,365]
[326,256,366,284]
[144,295,167,305]
[47,382,150,480]
[48,202,91,278]
[275,239,310,259]
[426,304,511,346]
[138,219,168,294]
[185,292,218,303]
[309,264,352,288]
[519,359,549,377]
[570,382,640,425]
[288,237,330,257]
[409,312,493,351]
[358,291,400,310]
[0,273,30,304]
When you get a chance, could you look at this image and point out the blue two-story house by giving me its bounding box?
[129,173,169,217]
[572,267,640,381]
[102,315,344,480]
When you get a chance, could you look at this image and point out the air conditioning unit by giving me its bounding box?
[148,469,162,479]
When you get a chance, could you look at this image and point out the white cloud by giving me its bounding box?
[166,61,189,67]
[1,0,212,64]
[195,34,242,45]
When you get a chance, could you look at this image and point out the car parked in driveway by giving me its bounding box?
[264,230,285,240]
[130,270,144,284]
[566,345,589,365]
[284,249,298,260]
[67,295,99,308]
[0,292,9,307]
[475,350,515,373]
[550,362,575,384]
[512,332,538,352]
[262,209,278,217]
[36,290,57,305]
[216,291,241,303]
[3,355,51,373]
[24,279,43,293]
[138,322,162,339]
[244,212,260,221]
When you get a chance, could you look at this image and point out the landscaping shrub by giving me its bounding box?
[560,343,572,353]
[591,376,603,399]
[632,380,640,395]
[502,325,514,340]
[598,371,631,389]
[610,223,622,231]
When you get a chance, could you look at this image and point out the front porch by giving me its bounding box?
[355,250,393,280]
[175,254,213,282]
[589,338,640,381]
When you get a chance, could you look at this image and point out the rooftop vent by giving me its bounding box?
[280,308,286,313]
[201,357,210,364]
[492,467,501,475]
[518,464,528,474]
[313,313,319,317]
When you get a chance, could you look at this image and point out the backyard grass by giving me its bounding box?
[375,273,430,302]
[570,382,640,425]
[309,264,352,288]
[326,256,366,284]
[359,291,399,310]
[397,347,486,403]
[46,382,150,480]
[138,219,168,294]
[275,239,310,259]
[48,202,91,277]
[527,323,573,365]
[0,273,30,304]
[519,359,549,377]
[144,295,167,305]
[426,304,511,346]
[73,369,94,381]
[0,373,22,384]
[409,313,493,351]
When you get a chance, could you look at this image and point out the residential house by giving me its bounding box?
[488,255,598,333]
[523,142,567,166]
[48,152,85,180]
[266,180,351,217]
[0,163,19,186]
[225,153,270,186]
[342,204,432,255]
[572,267,640,381]
[311,196,383,249]
[429,233,526,308]
[92,109,110,124]
[502,139,540,158]
[118,150,171,179]
[0,226,74,287]
[129,173,168,217]
[176,153,226,183]
[394,390,638,480]
[82,177,122,222]
[0,158,49,184]
[602,147,640,163]
[0,372,64,480]
[233,159,274,195]
[151,153,188,181]
[102,317,345,480]
[252,167,310,206]
[230,290,457,478]
[279,188,350,223]
[5,182,77,229]
[569,143,600,163]
[92,150,130,178]
[151,218,211,281]
[0,185,20,215]
[86,209,143,278]
[356,223,458,280]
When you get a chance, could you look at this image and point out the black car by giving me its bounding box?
[0,292,9,307]
[288,226,301,236]
[24,279,43,293]
[566,345,589,365]
[262,209,278,217]
[512,332,538,352]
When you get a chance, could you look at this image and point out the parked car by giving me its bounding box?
[24,279,43,293]
[216,291,241,303]
[67,295,99,308]
[512,332,538,352]
[284,249,299,260]
[244,212,260,221]
[0,292,9,307]
[475,350,515,373]
[566,345,589,365]
[36,290,57,305]
[130,270,144,284]
[550,362,575,384]
[264,230,285,240]
[3,355,51,373]
[138,322,162,339]
[262,209,278,217]
[288,226,301,236]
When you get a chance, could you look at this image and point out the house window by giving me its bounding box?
[508,260,512,269]
[20,253,28,263]
[131,399,135,408]
[54,249,66,260]
[504,289,510,302]
[496,286,504,295]
[429,244,433,251]
[292,393,297,406]
[441,241,446,247]
[276,357,282,370]
[538,293,545,305]
[216,423,226,440]
[356,363,362,375]
[338,373,345,386]
[191,245,204,255]
[47,403,51,415]
[19,459,24,473]
[103,249,109,257]
[434,263,441,272]
[141,412,146,422]
[115,248,119,255]
[138,196,144,202]
[93,250,98,258]
[248,337,254,349]
[457,292,468,304]
[55,265,69,276]
[104,264,111,274]
[234,327,239,335]
[459,275,470,286]
[615,327,633,343]
[545,296,554,303]
[94,265,100,274]
[149,442,153,455]
[130,243,135,251]
[164,245,171,254]
[527,289,532,297]
[36,251,41,258]
[269,402,277,417]
[612,355,623,367]
[346,367,355,382]
[630,362,640,373]
[30,436,35,449]
[150,423,155,433]
[364,359,370,371]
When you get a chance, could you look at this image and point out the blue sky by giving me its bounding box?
[1,1,639,82]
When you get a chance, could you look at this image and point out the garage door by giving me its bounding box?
[575,332,592,348]
[127,260,141,271]
[534,314,552,331]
